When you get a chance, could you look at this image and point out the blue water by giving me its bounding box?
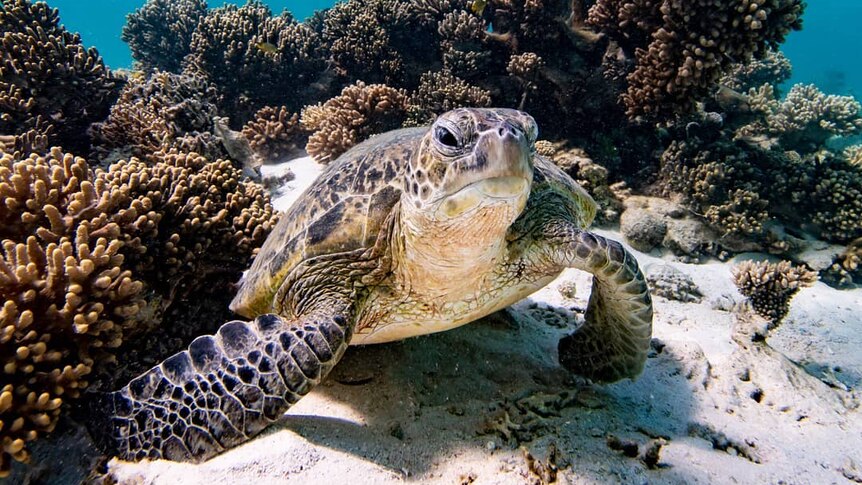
[45,1,338,69]
[42,0,862,98]
[781,0,862,97]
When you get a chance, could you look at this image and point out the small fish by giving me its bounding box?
[255,42,278,54]
[470,0,488,15]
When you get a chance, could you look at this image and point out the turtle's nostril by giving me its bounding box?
[498,121,522,140]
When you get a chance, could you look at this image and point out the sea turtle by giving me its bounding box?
[100,108,653,462]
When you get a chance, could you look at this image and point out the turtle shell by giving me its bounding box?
[230,127,424,317]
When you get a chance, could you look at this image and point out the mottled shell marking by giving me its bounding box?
[231,128,424,317]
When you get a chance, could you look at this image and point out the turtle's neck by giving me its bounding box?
[392,198,519,299]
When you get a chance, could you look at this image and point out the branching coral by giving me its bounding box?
[0,149,145,476]
[122,0,208,73]
[720,48,792,93]
[732,260,816,324]
[842,145,862,168]
[90,71,223,163]
[302,82,409,163]
[0,0,122,154]
[739,84,862,152]
[588,0,804,119]
[0,146,277,474]
[822,238,862,288]
[808,161,862,243]
[322,0,411,84]
[241,106,306,161]
[658,140,770,239]
[407,70,492,126]
[185,0,328,126]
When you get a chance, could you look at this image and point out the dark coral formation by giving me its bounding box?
[406,70,492,126]
[720,48,792,93]
[0,0,122,154]
[0,146,277,474]
[241,106,306,161]
[90,71,223,163]
[588,0,804,118]
[122,0,208,73]
[184,1,328,126]
[302,82,409,163]
[732,260,816,324]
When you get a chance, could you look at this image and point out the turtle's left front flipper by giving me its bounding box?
[100,310,352,462]
[539,220,653,383]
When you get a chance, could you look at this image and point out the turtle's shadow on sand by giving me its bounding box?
[268,303,707,482]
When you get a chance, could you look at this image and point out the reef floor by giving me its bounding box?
[17,156,862,485]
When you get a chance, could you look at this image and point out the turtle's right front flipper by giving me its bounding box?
[103,311,352,462]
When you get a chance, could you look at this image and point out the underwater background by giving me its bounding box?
[45,0,862,97]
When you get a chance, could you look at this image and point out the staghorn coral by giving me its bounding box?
[241,106,306,161]
[0,146,277,474]
[732,260,816,324]
[407,70,492,126]
[185,0,328,126]
[122,0,208,73]
[90,71,223,164]
[739,83,862,152]
[302,82,410,164]
[0,0,122,154]
[588,0,804,119]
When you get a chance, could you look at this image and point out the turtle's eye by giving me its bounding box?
[434,124,461,150]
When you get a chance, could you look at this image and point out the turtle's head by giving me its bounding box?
[405,108,536,223]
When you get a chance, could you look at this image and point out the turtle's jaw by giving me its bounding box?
[435,176,531,219]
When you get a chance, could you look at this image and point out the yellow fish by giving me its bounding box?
[255,42,278,54]
[470,0,488,15]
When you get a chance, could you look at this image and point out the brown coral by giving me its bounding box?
[739,83,862,152]
[0,149,145,476]
[588,0,804,119]
[0,0,122,154]
[90,71,223,164]
[122,0,208,73]
[241,106,306,161]
[720,48,792,93]
[658,140,770,239]
[185,1,328,126]
[407,70,492,126]
[0,146,278,474]
[302,82,410,164]
[732,260,816,324]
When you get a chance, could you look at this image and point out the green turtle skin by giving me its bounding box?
[100,108,653,462]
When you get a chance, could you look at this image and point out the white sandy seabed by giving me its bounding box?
[107,155,862,485]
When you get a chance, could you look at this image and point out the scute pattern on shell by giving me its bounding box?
[231,128,423,317]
